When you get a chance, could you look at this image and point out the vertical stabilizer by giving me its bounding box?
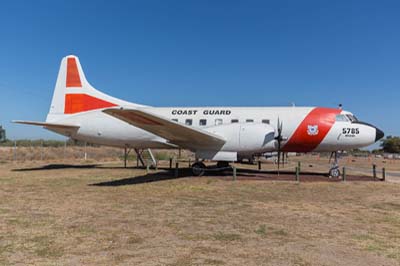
[47,55,143,122]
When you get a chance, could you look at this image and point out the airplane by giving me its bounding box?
[14,55,384,177]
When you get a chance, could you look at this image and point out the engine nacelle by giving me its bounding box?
[204,123,276,153]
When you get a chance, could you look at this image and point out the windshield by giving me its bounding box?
[335,114,349,122]
[346,114,358,122]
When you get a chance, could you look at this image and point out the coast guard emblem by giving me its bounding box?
[307,125,319,136]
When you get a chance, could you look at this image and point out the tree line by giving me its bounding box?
[379,136,400,153]
[0,139,97,147]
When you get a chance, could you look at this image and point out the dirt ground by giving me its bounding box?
[0,160,399,266]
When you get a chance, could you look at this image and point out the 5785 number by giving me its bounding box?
[342,128,359,135]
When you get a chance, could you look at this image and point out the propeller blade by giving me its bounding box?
[276,117,283,174]
[277,142,281,172]
[278,118,282,136]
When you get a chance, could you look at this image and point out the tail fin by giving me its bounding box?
[47,55,140,122]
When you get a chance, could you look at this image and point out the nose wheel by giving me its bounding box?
[329,151,341,178]
[329,167,341,178]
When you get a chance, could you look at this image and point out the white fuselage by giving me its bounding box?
[47,105,378,156]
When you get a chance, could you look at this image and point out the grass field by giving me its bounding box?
[0,159,399,265]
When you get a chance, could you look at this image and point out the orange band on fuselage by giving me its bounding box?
[66,58,82,87]
[282,107,341,152]
[64,94,117,114]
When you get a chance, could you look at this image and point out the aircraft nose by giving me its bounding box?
[375,127,384,142]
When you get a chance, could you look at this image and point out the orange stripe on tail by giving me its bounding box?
[66,58,82,87]
[64,94,117,114]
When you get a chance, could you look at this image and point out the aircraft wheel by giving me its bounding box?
[192,162,206,176]
[329,167,341,178]
[217,161,230,169]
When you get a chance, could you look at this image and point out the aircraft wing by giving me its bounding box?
[103,108,226,150]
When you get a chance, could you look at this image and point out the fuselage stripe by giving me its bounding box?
[282,107,341,152]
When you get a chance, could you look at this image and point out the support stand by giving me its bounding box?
[123,146,132,168]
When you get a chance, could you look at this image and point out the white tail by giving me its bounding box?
[46,55,142,122]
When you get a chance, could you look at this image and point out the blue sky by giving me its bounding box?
[0,0,399,142]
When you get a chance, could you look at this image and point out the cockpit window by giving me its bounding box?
[335,115,349,122]
[346,114,358,122]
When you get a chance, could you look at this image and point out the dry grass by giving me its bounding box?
[0,159,399,265]
[0,146,190,163]
[2,145,400,179]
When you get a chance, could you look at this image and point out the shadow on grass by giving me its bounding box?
[236,168,329,177]
[12,164,99,171]
[90,170,191,186]
[91,165,377,186]
[90,167,237,186]
[89,167,327,187]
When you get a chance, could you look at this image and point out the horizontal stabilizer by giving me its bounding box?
[12,120,80,129]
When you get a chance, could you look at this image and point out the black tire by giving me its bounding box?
[216,161,230,169]
[192,162,206,176]
[329,167,341,178]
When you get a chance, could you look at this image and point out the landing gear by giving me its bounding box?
[329,151,341,178]
[237,157,255,165]
[192,162,206,176]
[217,161,230,168]
[192,161,232,176]
[329,167,341,178]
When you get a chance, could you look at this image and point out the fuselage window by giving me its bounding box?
[246,119,254,123]
[262,119,270,124]
[172,119,178,122]
[231,119,239,123]
[215,119,223,125]
[199,119,207,126]
[185,119,192,126]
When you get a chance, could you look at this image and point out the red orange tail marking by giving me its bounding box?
[64,94,117,114]
[66,58,82,87]
[283,107,341,152]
